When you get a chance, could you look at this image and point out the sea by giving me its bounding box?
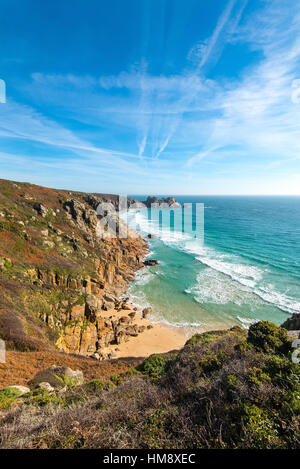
[122,196,300,332]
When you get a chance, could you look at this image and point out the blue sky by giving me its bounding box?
[0,0,300,194]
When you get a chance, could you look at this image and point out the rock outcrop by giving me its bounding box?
[281,313,300,338]
[143,259,159,266]
[142,196,181,208]
[94,194,181,210]
[281,313,300,331]
[29,365,84,388]
[0,178,149,357]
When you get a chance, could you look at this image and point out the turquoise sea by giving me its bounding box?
[123,196,300,331]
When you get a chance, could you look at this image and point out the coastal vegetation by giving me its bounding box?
[0,322,299,449]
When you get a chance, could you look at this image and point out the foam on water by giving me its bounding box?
[132,268,155,286]
[252,286,300,315]
[124,202,300,327]
[236,316,258,328]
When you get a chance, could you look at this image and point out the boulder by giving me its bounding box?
[119,316,131,325]
[143,259,159,266]
[281,313,300,331]
[116,330,128,345]
[37,382,55,393]
[142,307,152,318]
[125,325,139,337]
[28,365,84,388]
[33,203,48,217]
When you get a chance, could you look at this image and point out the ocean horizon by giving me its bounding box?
[125,195,300,331]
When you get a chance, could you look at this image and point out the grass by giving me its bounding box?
[0,388,23,410]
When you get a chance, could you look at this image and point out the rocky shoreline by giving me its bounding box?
[0,179,188,367]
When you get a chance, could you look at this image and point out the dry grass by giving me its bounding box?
[0,350,143,388]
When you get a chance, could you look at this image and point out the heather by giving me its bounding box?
[1,322,299,449]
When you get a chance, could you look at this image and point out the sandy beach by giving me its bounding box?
[98,303,190,359]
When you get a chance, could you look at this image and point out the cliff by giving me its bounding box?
[0,179,148,357]
[92,194,181,209]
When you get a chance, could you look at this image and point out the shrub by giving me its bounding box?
[248,367,271,386]
[110,374,120,385]
[0,388,22,410]
[241,403,282,449]
[263,355,300,392]
[86,379,105,392]
[24,389,65,407]
[138,354,170,377]
[247,321,290,354]
[226,374,239,389]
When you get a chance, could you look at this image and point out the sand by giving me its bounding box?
[101,304,190,359]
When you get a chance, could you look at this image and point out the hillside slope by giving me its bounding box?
[0,178,148,357]
[0,322,299,449]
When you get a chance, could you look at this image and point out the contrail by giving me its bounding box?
[154,0,247,159]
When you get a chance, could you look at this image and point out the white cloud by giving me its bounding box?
[1,0,300,194]
[185,1,300,169]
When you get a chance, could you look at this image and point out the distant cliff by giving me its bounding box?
[92,194,181,209]
[141,196,181,208]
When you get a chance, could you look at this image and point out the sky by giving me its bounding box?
[0,0,300,195]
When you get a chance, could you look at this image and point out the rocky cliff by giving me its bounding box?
[142,195,181,208]
[0,179,148,357]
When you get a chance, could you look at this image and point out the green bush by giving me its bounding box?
[86,379,105,392]
[241,403,282,449]
[248,367,271,386]
[110,374,120,385]
[185,332,216,348]
[226,374,239,390]
[0,324,298,449]
[0,387,22,410]
[138,354,170,377]
[247,321,290,354]
[24,389,65,407]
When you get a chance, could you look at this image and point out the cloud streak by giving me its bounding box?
[1,0,300,194]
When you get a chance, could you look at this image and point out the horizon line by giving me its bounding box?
[1,178,300,197]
